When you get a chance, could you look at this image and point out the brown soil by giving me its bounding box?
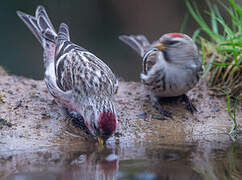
[0,67,241,152]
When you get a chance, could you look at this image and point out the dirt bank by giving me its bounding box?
[0,68,241,152]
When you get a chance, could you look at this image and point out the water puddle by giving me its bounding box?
[1,141,241,180]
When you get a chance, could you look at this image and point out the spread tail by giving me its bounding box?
[17,5,57,47]
[119,35,150,57]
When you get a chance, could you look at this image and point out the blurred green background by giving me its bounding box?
[0,0,204,81]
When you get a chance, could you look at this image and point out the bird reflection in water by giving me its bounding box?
[56,145,119,180]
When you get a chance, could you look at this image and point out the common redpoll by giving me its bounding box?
[17,6,118,143]
[119,33,202,117]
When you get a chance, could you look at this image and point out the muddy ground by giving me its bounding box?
[0,67,241,151]
[0,67,242,179]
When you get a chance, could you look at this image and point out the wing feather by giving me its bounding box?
[54,40,117,96]
[143,49,160,75]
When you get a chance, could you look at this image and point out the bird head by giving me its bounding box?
[97,111,117,143]
[82,99,117,144]
[153,33,199,64]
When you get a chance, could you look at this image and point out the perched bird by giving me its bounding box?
[119,33,202,117]
[17,6,118,144]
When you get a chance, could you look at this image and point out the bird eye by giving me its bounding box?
[166,40,180,46]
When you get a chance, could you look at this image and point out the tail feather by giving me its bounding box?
[16,10,42,43]
[17,6,58,67]
[35,6,56,37]
[119,35,150,57]
[17,6,57,47]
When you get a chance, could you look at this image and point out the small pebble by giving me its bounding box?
[152,114,166,120]
[39,97,46,102]
[78,155,86,163]
[105,154,118,161]
[0,118,12,128]
[136,112,147,120]
[211,107,220,112]
[13,99,23,110]
[114,132,122,137]
[31,84,37,88]
[8,90,13,95]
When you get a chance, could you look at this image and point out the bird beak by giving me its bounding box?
[153,43,166,51]
[97,136,104,145]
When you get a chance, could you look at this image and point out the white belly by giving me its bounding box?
[149,68,197,97]
[45,62,56,85]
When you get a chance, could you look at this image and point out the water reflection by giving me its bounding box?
[4,144,119,180]
[1,142,242,180]
[55,147,118,180]
[118,144,202,180]
[191,142,242,180]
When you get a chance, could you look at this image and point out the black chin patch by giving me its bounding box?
[162,50,170,62]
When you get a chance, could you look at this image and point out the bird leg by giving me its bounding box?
[180,94,197,114]
[151,96,172,119]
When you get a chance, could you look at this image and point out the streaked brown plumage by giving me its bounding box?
[17,6,118,142]
[119,33,202,117]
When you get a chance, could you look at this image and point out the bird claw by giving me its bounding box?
[186,102,197,114]
[162,109,172,118]
[182,94,197,114]
[153,103,172,119]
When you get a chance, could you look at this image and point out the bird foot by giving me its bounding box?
[153,103,172,119]
[181,94,197,114]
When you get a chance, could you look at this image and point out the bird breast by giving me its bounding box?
[145,62,199,97]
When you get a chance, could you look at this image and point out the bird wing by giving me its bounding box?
[142,49,160,75]
[54,24,117,97]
